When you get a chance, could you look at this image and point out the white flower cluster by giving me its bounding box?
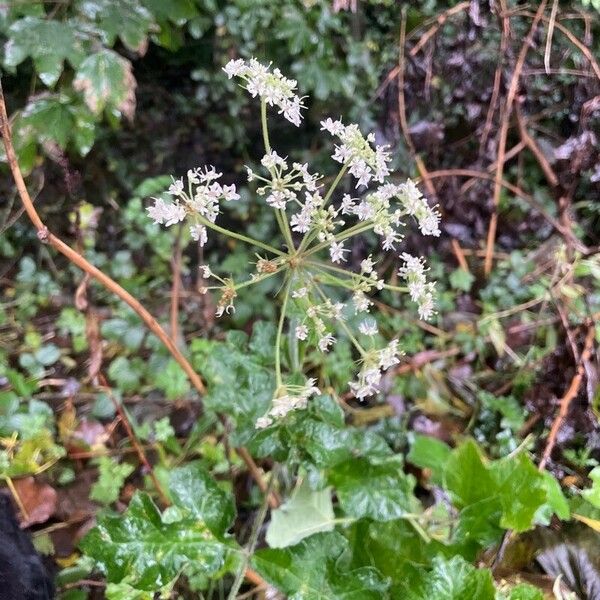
[349,340,403,399]
[146,167,239,247]
[252,151,320,211]
[256,379,320,428]
[321,118,391,188]
[224,58,305,126]
[147,59,441,426]
[398,253,436,320]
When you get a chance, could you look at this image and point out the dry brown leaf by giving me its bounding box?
[13,477,57,527]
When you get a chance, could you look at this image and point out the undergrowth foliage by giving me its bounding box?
[2,3,600,599]
[148,59,440,426]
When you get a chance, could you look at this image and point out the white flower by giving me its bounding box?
[295,324,309,340]
[147,198,186,227]
[292,287,308,298]
[353,291,372,313]
[255,416,273,429]
[341,194,356,215]
[398,253,436,320]
[222,184,240,201]
[318,333,336,352]
[379,339,402,370]
[329,241,349,263]
[349,366,382,400]
[358,320,378,336]
[199,265,212,278]
[190,224,208,245]
[261,151,287,171]
[360,255,375,274]
[256,379,320,427]
[223,58,246,78]
[266,190,289,210]
[322,118,391,187]
[224,58,306,126]
[168,178,184,196]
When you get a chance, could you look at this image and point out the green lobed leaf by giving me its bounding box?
[74,49,136,119]
[80,492,238,590]
[76,0,153,52]
[404,555,496,600]
[328,457,417,521]
[253,531,390,600]
[3,17,84,85]
[167,462,235,537]
[266,479,335,548]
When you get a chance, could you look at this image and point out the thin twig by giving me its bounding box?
[515,104,559,188]
[484,0,548,276]
[237,447,281,509]
[98,373,170,507]
[539,325,595,470]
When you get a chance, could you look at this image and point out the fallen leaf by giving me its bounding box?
[13,477,57,527]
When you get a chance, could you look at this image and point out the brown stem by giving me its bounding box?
[539,325,595,470]
[484,0,548,276]
[98,373,171,507]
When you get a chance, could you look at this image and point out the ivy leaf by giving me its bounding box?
[90,456,135,505]
[168,462,235,537]
[407,434,451,483]
[489,453,547,532]
[3,17,84,85]
[405,556,496,600]
[348,519,450,594]
[80,492,238,590]
[108,356,142,393]
[266,479,335,548]
[443,439,495,507]
[191,335,275,442]
[253,531,390,599]
[74,50,136,120]
[329,457,417,521]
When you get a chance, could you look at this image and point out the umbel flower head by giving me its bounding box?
[147,58,440,427]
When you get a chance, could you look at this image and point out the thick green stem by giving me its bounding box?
[304,222,375,257]
[275,277,293,387]
[261,100,271,154]
[308,260,408,293]
[297,165,348,253]
[196,215,284,256]
[313,282,366,356]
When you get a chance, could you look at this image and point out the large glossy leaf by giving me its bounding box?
[80,492,238,590]
[74,50,136,119]
[328,457,417,521]
[253,531,390,600]
[168,462,235,537]
[266,479,335,548]
[405,556,496,600]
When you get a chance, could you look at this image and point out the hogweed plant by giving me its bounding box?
[147,59,441,428]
